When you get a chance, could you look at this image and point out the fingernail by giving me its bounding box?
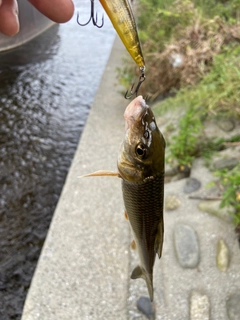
[15,15,20,34]
[14,0,19,15]
[13,0,20,34]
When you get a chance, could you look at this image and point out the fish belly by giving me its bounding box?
[122,174,164,275]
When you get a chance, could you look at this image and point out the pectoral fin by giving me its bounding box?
[155,221,164,259]
[79,170,121,178]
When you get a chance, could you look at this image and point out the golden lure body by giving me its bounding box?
[99,0,145,68]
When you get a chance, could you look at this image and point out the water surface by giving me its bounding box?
[0,5,115,319]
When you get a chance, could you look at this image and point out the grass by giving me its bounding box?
[215,164,240,226]
[117,0,240,226]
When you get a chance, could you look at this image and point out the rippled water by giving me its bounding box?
[0,4,115,319]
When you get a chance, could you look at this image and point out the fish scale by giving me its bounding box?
[122,173,164,271]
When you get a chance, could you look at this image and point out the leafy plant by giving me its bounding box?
[167,106,203,166]
[154,44,240,119]
[215,164,240,226]
[118,0,240,99]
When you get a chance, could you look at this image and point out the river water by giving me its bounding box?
[0,3,115,319]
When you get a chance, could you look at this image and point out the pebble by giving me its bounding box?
[190,291,210,320]
[213,157,239,171]
[174,224,200,268]
[165,164,178,177]
[198,200,232,223]
[184,178,201,194]
[177,164,191,178]
[217,118,235,132]
[226,294,240,320]
[216,239,229,272]
[137,296,155,319]
[165,195,181,210]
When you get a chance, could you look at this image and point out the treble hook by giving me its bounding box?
[125,67,146,99]
[77,0,104,28]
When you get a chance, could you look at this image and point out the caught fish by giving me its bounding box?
[99,0,145,69]
[83,96,165,301]
[118,95,165,300]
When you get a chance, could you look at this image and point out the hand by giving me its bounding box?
[0,0,74,36]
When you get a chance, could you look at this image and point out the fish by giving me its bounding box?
[99,0,145,69]
[82,96,165,301]
[118,95,165,301]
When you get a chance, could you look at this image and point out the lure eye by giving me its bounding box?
[136,143,147,159]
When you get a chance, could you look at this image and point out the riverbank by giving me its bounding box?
[21,36,240,320]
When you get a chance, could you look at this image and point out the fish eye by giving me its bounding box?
[136,143,147,159]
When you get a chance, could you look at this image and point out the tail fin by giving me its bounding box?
[131,266,154,301]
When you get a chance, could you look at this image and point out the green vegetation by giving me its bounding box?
[155,45,240,168]
[119,0,240,98]
[118,0,240,226]
[215,164,240,226]
[167,107,203,167]
[155,45,240,119]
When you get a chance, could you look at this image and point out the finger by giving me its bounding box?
[28,0,74,23]
[0,0,19,36]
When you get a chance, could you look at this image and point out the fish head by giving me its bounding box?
[118,96,165,182]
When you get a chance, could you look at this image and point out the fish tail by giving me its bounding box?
[131,266,154,301]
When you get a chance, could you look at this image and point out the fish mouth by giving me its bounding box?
[124,95,148,130]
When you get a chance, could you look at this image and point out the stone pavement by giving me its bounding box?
[128,158,240,320]
[22,36,240,320]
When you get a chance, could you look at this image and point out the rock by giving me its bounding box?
[165,164,178,177]
[216,239,230,272]
[137,296,155,319]
[190,185,221,200]
[165,195,181,211]
[217,118,235,132]
[190,291,210,320]
[198,200,232,223]
[235,224,240,248]
[213,158,239,171]
[184,178,201,194]
[177,164,191,178]
[174,224,200,268]
[226,294,240,320]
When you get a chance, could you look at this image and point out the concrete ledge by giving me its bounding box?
[22,36,131,320]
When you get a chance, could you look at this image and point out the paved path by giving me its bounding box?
[22,36,130,319]
[22,36,240,320]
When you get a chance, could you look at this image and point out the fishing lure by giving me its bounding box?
[100,0,146,98]
[78,0,146,98]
